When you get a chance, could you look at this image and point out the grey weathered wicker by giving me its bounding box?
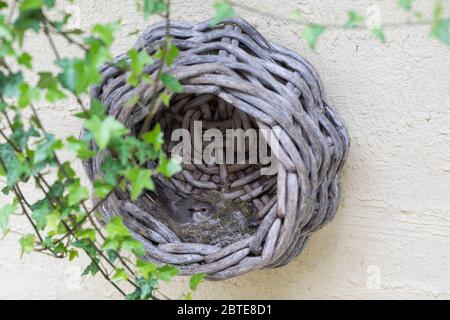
[81,17,350,280]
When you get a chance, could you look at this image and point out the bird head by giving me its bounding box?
[174,197,216,224]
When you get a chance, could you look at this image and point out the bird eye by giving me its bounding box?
[201,207,207,212]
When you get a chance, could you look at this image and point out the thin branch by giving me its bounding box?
[139,0,172,136]
[228,0,437,30]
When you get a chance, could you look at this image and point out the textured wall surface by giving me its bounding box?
[1,0,449,299]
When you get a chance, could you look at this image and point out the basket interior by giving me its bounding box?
[139,93,278,246]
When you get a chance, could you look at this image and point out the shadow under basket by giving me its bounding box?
[81,17,350,280]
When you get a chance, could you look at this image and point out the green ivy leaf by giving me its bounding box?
[0,202,17,233]
[142,123,163,151]
[157,153,182,177]
[67,136,96,159]
[19,0,44,12]
[143,0,167,19]
[31,199,52,230]
[124,167,154,200]
[93,180,114,198]
[161,73,183,93]
[128,48,153,86]
[122,237,146,256]
[45,210,61,233]
[345,10,364,29]
[210,0,235,26]
[160,91,170,107]
[301,24,325,50]
[165,42,180,66]
[85,116,129,150]
[37,72,66,102]
[92,22,119,47]
[18,82,40,108]
[76,228,96,241]
[33,133,62,165]
[0,71,23,98]
[0,15,13,41]
[67,181,89,206]
[17,52,33,69]
[398,0,413,11]
[105,216,131,238]
[69,249,79,261]
[158,265,179,282]
[372,26,386,44]
[137,259,157,278]
[72,238,97,257]
[189,273,205,290]
[112,268,129,282]
[82,259,100,276]
[0,143,30,188]
[431,3,450,46]
[19,234,36,257]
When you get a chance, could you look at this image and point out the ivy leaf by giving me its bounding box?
[92,23,119,47]
[19,0,43,12]
[82,259,100,276]
[85,116,128,150]
[301,24,325,50]
[31,199,52,230]
[189,273,205,290]
[143,0,167,19]
[0,15,13,41]
[0,71,23,98]
[165,42,180,66]
[122,237,146,256]
[18,82,40,108]
[160,91,170,107]
[17,52,32,69]
[0,202,17,233]
[37,72,66,102]
[67,181,89,206]
[76,228,96,241]
[56,58,79,93]
[19,234,36,257]
[105,216,131,238]
[137,259,157,278]
[93,180,114,198]
[398,0,413,11]
[112,268,129,282]
[0,143,30,188]
[124,167,154,200]
[72,238,97,257]
[127,48,153,86]
[372,26,386,43]
[345,10,364,29]
[142,123,163,151]
[45,211,61,233]
[210,0,235,26]
[158,265,179,282]
[33,133,62,165]
[161,73,183,93]
[69,249,79,261]
[67,136,96,159]
[157,153,182,177]
[431,3,450,46]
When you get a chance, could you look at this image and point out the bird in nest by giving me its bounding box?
[154,180,216,224]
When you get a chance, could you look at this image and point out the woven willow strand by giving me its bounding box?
[81,17,350,280]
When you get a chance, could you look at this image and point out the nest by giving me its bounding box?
[81,17,350,280]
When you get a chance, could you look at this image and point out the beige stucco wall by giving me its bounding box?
[1,0,449,299]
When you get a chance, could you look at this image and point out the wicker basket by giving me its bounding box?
[82,17,350,280]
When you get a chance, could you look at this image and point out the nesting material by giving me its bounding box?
[81,17,350,280]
